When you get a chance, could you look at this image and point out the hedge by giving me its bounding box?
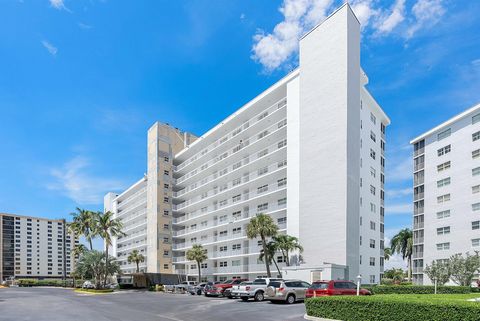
[305,295,480,321]
[363,285,472,294]
[17,279,68,287]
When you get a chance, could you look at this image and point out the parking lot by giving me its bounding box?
[0,287,307,321]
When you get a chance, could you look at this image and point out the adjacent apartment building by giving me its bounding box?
[0,213,78,281]
[411,103,480,285]
[105,4,390,284]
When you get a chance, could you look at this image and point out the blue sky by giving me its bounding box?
[0,0,479,266]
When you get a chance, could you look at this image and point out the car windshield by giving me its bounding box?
[268,281,282,288]
[311,282,328,289]
[253,279,266,285]
[223,280,233,284]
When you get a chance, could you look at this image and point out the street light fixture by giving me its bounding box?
[356,275,362,296]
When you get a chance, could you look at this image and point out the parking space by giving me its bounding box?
[0,287,306,321]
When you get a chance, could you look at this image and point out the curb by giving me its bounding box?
[304,313,341,321]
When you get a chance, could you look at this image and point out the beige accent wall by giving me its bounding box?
[146,123,196,273]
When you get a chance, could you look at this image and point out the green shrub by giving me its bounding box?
[75,288,114,293]
[305,295,480,321]
[17,279,71,287]
[380,278,394,285]
[363,285,471,294]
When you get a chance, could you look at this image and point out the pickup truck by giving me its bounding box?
[231,278,283,301]
[204,279,248,297]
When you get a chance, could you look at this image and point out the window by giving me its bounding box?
[163,224,169,230]
[370,185,376,195]
[232,244,241,250]
[437,145,451,156]
[258,167,268,176]
[164,156,169,162]
[164,170,169,176]
[473,203,480,212]
[437,177,451,188]
[370,275,376,284]
[232,260,241,267]
[201,263,208,269]
[369,239,375,249]
[472,221,480,230]
[219,261,228,267]
[257,203,268,212]
[257,185,268,194]
[369,257,375,266]
[277,217,287,225]
[436,210,451,219]
[437,161,451,172]
[360,236,362,245]
[258,130,269,139]
[163,250,169,256]
[278,139,287,148]
[370,167,376,178]
[163,264,169,270]
[370,113,376,125]
[473,149,480,160]
[370,149,376,160]
[233,227,242,234]
[257,149,268,158]
[370,221,376,231]
[473,114,480,124]
[232,194,241,202]
[437,226,450,235]
[163,237,169,243]
[278,198,287,206]
[472,239,480,247]
[277,256,285,263]
[277,178,287,187]
[436,242,450,250]
[219,230,228,237]
[219,246,227,252]
[437,194,451,203]
[473,167,480,176]
[473,131,480,142]
[163,197,169,203]
[437,128,451,141]
[472,185,480,194]
[370,131,376,142]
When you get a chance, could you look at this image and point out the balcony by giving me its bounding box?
[414,162,424,171]
[175,97,287,173]
[413,221,424,229]
[413,252,424,259]
[413,237,424,244]
[175,117,287,187]
[117,187,147,210]
[414,177,424,186]
[414,148,425,157]
[413,267,424,273]
[414,193,424,201]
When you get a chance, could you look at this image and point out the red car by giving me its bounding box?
[205,279,248,297]
[305,280,371,298]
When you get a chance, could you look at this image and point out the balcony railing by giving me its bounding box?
[175,97,287,173]
[414,193,424,201]
[413,237,424,244]
[117,187,147,210]
[413,221,424,229]
[414,148,425,157]
[414,163,424,171]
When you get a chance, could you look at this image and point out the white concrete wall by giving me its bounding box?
[297,4,360,281]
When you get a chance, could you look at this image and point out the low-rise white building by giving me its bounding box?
[105,3,390,284]
[410,103,480,285]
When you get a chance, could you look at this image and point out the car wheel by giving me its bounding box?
[254,291,264,302]
[197,290,202,295]
[286,294,295,304]
[241,297,249,301]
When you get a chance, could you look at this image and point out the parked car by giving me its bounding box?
[305,280,371,297]
[175,281,196,292]
[265,280,311,304]
[204,279,248,297]
[188,282,208,295]
[231,278,283,301]
[82,281,95,289]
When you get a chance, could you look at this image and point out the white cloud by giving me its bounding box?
[47,156,125,205]
[386,187,412,198]
[49,0,71,12]
[375,0,405,34]
[251,0,333,71]
[41,40,58,56]
[386,203,411,215]
[78,22,93,30]
[251,0,449,70]
[407,0,446,38]
[387,156,412,182]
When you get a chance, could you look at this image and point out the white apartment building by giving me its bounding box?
[411,103,480,285]
[105,4,390,284]
[0,213,78,281]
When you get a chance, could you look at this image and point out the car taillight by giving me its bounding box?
[246,286,250,291]
[279,287,284,292]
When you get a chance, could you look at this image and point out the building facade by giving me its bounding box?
[411,104,480,285]
[105,4,390,284]
[0,213,78,281]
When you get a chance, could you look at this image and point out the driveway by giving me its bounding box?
[0,287,306,321]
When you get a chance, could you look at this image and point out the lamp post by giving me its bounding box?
[356,275,362,296]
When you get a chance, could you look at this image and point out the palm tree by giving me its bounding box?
[186,244,208,283]
[95,211,125,287]
[390,228,413,281]
[246,213,278,277]
[71,244,87,287]
[259,241,282,277]
[127,250,145,273]
[384,247,392,261]
[272,234,303,266]
[69,208,97,250]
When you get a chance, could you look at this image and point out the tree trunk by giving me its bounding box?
[261,235,271,277]
[197,261,201,284]
[88,238,93,251]
[136,261,139,273]
[272,258,282,278]
[104,247,109,288]
[285,250,290,266]
[407,256,412,282]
